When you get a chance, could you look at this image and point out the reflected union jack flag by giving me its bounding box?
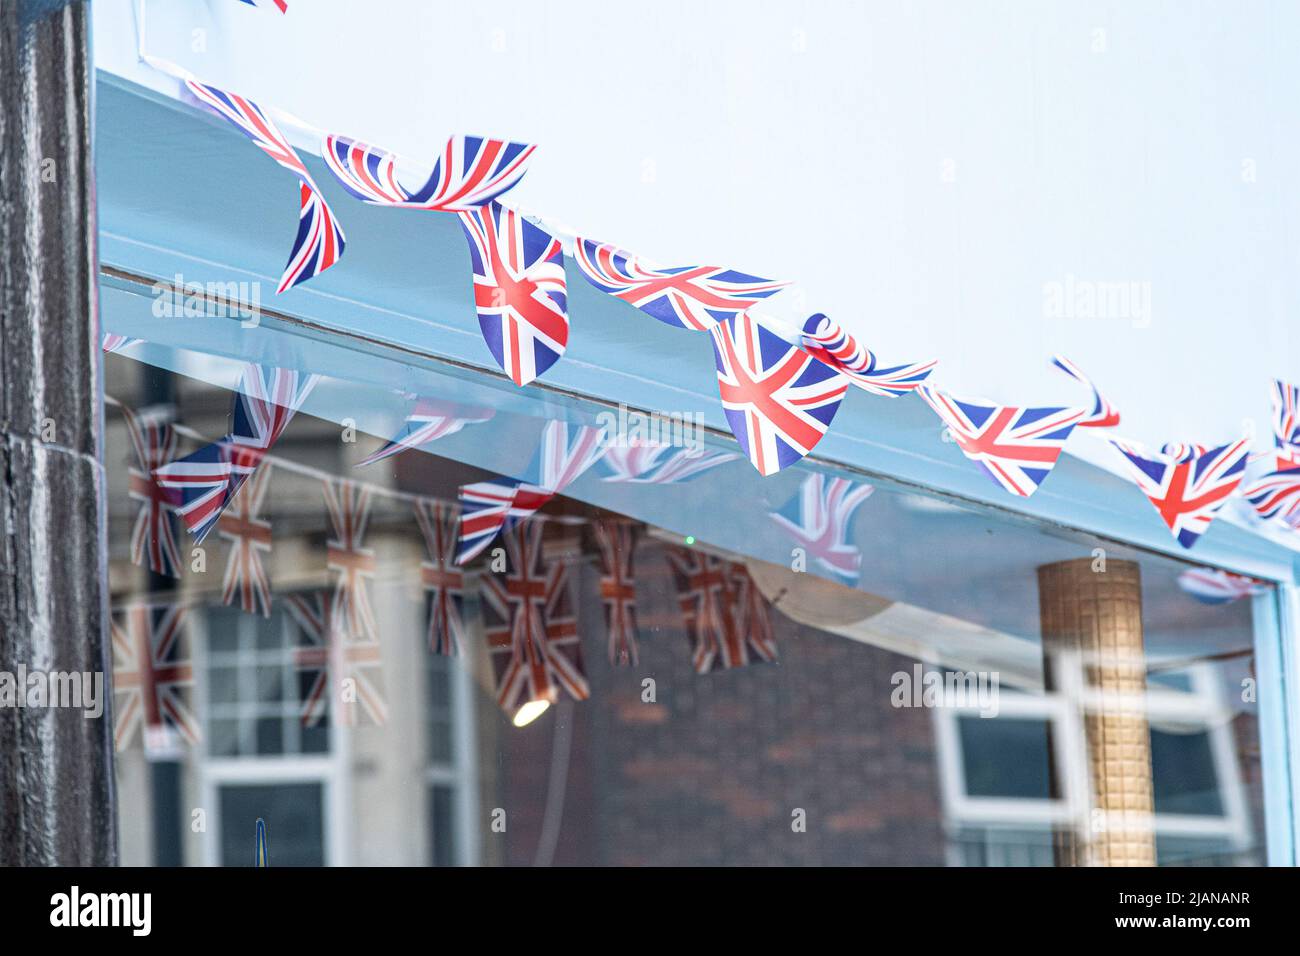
[357,399,494,467]
[574,238,789,332]
[480,522,588,713]
[323,134,534,211]
[111,603,199,752]
[800,313,936,397]
[414,501,465,656]
[323,479,378,642]
[1177,567,1266,605]
[186,80,344,293]
[918,386,1086,497]
[458,202,568,386]
[711,311,849,476]
[769,473,874,585]
[600,439,740,484]
[154,364,318,542]
[218,465,273,617]
[287,591,387,727]
[667,548,776,673]
[1110,438,1251,548]
[121,404,182,578]
[593,520,640,666]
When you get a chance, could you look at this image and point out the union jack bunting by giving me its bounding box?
[287,591,387,726]
[1177,567,1266,605]
[574,238,789,332]
[1161,443,1210,462]
[600,439,740,484]
[1243,469,1300,529]
[155,364,318,541]
[593,521,640,666]
[1274,441,1300,473]
[800,313,936,397]
[458,201,568,386]
[414,501,465,656]
[1271,380,1300,450]
[480,521,588,713]
[456,422,605,564]
[218,465,273,616]
[710,311,849,476]
[357,399,494,467]
[102,333,142,353]
[111,603,199,752]
[238,0,288,11]
[323,480,378,642]
[1051,355,1120,428]
[323,134,534,211]
[917,386,1086,497]
[185,80,344,293]
[769,473,874,585]
[667,548,777,673]
[1110,438,1251,548]
[122,404,182,578]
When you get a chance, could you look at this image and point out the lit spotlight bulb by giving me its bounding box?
[512,698,551,728]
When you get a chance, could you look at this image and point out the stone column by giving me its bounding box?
[0,0,117,865]
[1038,558,1155,867]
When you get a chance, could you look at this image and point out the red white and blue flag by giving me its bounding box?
[287,591,387,727]
[710,312,849,476]
[122,404,182,578]
[217,465,273,617]
[357,399,494,467]
[186,80,344,293]
[667,549,776,673]
[800,313,936,397]
[456,422,605,564]
[1177,567,1266,605]
[1051,355,1120,428]
[323,479,378,642]
[1268,380,1300,471]
[458,201,568,386]
[769,474,874,585]
[574,238,789,332]
[155,364,318,542]
[600,439,739,484]
[414,501,465,656]
[593,520,640,667]
[323,134,534,211]
[237,0,288,12]
[111,603,199,752]
[918,386,1086,497]
[1110,438,1251,548]
[1243,469,1300,529]
[480,521,588,713]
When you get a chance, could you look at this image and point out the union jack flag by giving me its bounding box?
[102,333,142,353]
[574,238,789,332]
[323,134,534,211]
[769,474,874,585]
[155,364,318,541]
[593,520,640,666]
[458,201,568,386]
[1243,469,1300,529]
[111,603,199,752]
[218,465,273,617]
[1274,441,1300,473]
[414,501,465,656]
[600,439,740,484]
[667,548,776,673]
[323,480,378,642]
[480,522,588,713]
[1161,443,1210,462]
[711,312,849,476]
[186,80,344,293]
[287,591,387,727]
[357,399,494,467]
[121,404,182,578]
[918,386,1086,497]
[1271,379,1300,450]
[456,422,605,564]
[800,313,936,397]
[1110,438,1251,548]
[1177,567,1266,605]
[238,0,288,12]
[1051,355,1120,427]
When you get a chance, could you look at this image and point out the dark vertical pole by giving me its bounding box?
[0,0,116,864]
